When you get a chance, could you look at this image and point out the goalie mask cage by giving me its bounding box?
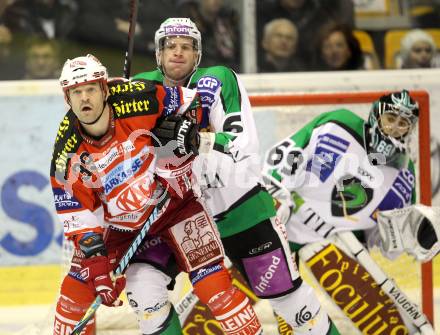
[249,90,434,331]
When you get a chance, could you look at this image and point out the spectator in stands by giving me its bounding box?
[409,0,440,28]
[400,29,440,68]
[2,0,78,39]
[259,18,306,72]
[74,0,179,56]
[0,23,24,80]
[312,22,364,71]
[178,0,240,71]
[257,0,354,68]
[23,36,61,79]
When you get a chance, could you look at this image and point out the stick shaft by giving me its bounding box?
[123,0,139,79]
[71,194,167,335]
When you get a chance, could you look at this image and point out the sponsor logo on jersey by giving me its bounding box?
[55,116,70,144]
[374,168,414,213]
[101,146,149,194]
[55,133,78,173]
[103,157,142,195]
[164,86,181,116]
[95,140,136,171]
[255,255,281,293]
[196,76,220,110]
[115,174,155,212]
[307,133,349,182]
[173,212,223,269]
[197,76,220,92]
[190,263,223,284]
[53,188,82,210]
[165,25,191,35]
[109,81,146,96]
[112,98,151,117]
[111,212,141,223]
[306,243,409,334]
[243,248,293,296]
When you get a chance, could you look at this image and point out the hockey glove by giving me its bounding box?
[152,115,200,156]
[78,233,126,307]
[377,204,440,262]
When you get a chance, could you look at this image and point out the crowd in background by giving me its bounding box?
[1,0,440,80]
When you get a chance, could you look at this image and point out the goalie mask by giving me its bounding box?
[367,90,419,167]
[155,18,202,71]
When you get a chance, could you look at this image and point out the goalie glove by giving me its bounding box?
[152,115,200,156]
[377,205,440,262]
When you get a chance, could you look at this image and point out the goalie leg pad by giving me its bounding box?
[269,281,332,335]
[125,263,176,334]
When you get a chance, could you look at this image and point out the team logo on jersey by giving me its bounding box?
[115,174,155,212]
[331,177,373,217]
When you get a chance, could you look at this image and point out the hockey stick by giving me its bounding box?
[123,0,139,79]
[70,193,169,335]
[336,231,435,335]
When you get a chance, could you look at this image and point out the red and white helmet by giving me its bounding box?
[154,18,202,68]
[59,54,108,91]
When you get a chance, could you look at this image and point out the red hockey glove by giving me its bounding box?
[80,255,126,307]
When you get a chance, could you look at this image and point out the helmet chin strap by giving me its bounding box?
[80,101,107,126]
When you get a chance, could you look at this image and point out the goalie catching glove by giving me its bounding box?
[78,233,126,307]
[377,204,440,262]
[152,115,200,156]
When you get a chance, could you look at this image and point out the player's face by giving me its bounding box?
[160,36,198,81]
[379,113,411,138]
[68,82,106,124]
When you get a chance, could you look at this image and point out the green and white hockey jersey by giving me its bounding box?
[134,66,275,237]
[263,109,416,245]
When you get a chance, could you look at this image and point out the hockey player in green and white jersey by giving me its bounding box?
[263,90,439,334]
[131,18,340,335]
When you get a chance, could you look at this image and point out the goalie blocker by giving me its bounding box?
[377,204,440,262]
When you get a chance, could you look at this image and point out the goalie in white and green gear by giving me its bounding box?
[263,90,438,334]
[367,89,419,168]
[131,17,340,335]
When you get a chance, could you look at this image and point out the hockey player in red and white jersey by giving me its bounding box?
[50,54,263,335]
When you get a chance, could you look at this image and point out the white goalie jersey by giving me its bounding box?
[263,109,416,245]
